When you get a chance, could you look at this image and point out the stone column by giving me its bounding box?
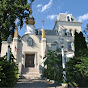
[41,38,46,67]
[62,47,66,82]
[12,37,18,63]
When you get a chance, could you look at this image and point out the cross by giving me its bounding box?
[42,21,45,25]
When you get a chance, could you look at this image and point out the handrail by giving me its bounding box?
[55,65,77,88]
[44,64,77,88]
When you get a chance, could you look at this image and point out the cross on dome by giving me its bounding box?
[42,21,45,25]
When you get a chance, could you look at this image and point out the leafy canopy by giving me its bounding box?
[0,0,34,40]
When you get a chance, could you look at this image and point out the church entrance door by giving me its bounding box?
[25,54,35,67]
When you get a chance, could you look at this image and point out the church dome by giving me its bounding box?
[25,9,35,34]
[25,18,35,25]
[25,9,35,25]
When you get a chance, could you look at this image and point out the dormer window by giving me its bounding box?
[67,16,70,22]
[66,15,74,22]
[71,18,74,21]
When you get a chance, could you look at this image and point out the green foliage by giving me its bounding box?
[66,56,88,87]
[44,50,63,82]
[86,24,88,30]
[74,31,87,57]
[0,0,31,40]
[0,0,35,53]
[66,31,88,87]
[0,52,18,87]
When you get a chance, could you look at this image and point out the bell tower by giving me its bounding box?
[25,9,35,34]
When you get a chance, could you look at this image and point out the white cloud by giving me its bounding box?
[37,4,42,8]
[41,0,53,12]
[47,14,58,20]
[78,13,88,22]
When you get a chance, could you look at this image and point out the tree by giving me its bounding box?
[74,31,87,57]
[66,31,88,87]
[0,0,34,53]
[0,51,18,87]
[44,50,63,82]
[86,24,88,30]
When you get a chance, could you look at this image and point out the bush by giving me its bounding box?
[44,50,63,83]
[0,52,18,87]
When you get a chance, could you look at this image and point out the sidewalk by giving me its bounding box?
[14,78,64,88]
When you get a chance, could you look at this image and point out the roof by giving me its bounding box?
[35,30,58,35]
[57,13,78,23]
[45,30,58,35]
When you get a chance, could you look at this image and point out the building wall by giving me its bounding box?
[1,14,82,74]
[21,34,42,69]
[54,21,82,37]
[53,21,81,53]
[46,35,59,51]
[1,41,13,57]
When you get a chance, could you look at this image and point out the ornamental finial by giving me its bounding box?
[42,21,46,38]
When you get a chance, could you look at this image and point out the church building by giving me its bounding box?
[1,9,82,75]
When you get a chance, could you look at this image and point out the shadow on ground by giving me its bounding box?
[14,78,62,88]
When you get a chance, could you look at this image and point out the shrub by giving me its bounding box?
[0,52,18,87]
[44,50,63,82]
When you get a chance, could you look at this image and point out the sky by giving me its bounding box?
[18,0,88,36]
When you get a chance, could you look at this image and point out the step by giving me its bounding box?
[22,68,39,72]
[22,75,40,79]
[21,67,41,79]
[22,72,40,74]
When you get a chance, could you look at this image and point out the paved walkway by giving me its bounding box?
[14,78,63,88]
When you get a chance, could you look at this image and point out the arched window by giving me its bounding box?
[64,29,67,36]
[70,29,72,36]
[68,42,72,51]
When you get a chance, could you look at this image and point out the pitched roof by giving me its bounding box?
[35,30,58,36]
[45,30,58,35]
[57,13,78,22]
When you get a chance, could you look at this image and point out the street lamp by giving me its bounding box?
[60,38,66,82]
[7,35,12,61]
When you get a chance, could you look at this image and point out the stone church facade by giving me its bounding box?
[1,9,82,74]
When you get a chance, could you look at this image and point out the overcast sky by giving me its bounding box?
[18,0,88,36]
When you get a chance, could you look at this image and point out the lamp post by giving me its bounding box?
[60,38,66,82]
[7,35,12,61]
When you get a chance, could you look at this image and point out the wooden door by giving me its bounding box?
[25,54,34,67]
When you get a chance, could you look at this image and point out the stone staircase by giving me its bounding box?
[21,67,41,79]
[14,67,66,88]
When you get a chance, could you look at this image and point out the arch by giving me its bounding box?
[69,29,72,36]
[64,29,67,36]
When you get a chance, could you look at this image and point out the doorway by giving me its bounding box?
[25,54,35,67]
